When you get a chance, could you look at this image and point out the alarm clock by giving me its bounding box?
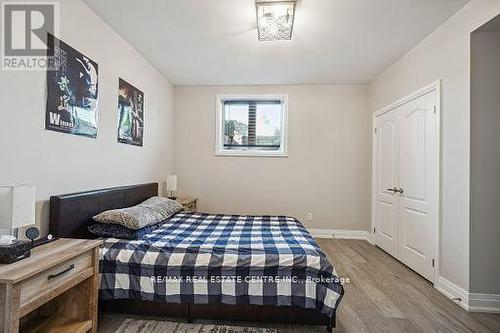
[25,227,40,241]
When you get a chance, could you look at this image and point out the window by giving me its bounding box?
[216,95,288,157]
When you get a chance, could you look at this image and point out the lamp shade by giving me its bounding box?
[166,175,178,192]
[0,185,35,230]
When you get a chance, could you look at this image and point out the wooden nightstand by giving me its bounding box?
[0,238,102,333]
[177,197,198,212]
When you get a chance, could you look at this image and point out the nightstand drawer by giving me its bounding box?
[19,251,93,310]
[184,202,196,211]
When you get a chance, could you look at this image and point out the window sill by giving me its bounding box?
[215,150,288,158]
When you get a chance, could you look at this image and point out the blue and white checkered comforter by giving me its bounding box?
[99,212,344,317]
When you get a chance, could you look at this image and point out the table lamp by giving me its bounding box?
[0,185,35,263]
[166,175,178,200]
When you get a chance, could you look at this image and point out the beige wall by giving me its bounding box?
[470,25,500,295]
[368,0,500,292]
[174,85,369,231]
[0,0,175,237]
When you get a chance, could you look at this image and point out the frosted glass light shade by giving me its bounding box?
[0,185,35,229]
[256,0,296,41]
[166,175,178,192]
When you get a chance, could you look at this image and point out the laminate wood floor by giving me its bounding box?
[98,239,500,333]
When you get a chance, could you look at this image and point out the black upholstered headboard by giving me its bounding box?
[49,183,158,239]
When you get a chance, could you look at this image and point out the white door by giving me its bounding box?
[397,91,438,281]
[374,111,399,258]
[373,85,439,282]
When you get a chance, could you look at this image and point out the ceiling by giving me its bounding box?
[83,0,470,86]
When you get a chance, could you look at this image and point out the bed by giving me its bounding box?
[49,183,344,331]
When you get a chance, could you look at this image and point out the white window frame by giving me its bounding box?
[215,94,288,157]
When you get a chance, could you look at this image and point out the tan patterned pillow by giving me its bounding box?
[93,196,182,230]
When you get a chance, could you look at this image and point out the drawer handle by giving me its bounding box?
[47,264,75,280]
[16,253,29,260]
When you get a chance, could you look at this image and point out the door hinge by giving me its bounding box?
[432,259,435,267]
[373,227,376,233]
[433,105,437,114]
[374,127,377,134]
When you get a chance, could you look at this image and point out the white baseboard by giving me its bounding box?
[367,232,375,245]
[435,276,469,311]
[308,228,370,241]
[469,293,500,313]
[435,276,500,313]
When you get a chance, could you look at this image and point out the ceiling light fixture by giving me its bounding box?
[255,0,296,41]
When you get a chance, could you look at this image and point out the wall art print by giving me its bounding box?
[117,78,144,146]
[45,34,99,138]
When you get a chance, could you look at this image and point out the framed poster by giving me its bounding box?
[45,34,99,138]
[117,78,144,146]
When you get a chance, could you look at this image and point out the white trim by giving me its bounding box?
[435,80,442,286]
[371,80,441,284]
[469,293,500,313]
[435,277,500,313]
[308,228,371,241]
[215,94,289,157]
[373,81,441,117]
[435,276,470,311]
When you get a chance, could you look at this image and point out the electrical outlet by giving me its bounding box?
[306,213,313,221]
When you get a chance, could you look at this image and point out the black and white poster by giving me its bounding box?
[117,78,144,146]
[45,34,99,138]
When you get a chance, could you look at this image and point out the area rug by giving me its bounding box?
[114,318,279,333]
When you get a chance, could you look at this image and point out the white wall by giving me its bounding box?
[174,85,370,231]
[369,0,500,292]
[0,0,175,237]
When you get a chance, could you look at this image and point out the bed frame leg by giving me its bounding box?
[187,303,193,323]
[326,314,336,332]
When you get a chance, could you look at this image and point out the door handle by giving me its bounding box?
[386,187,404,194]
